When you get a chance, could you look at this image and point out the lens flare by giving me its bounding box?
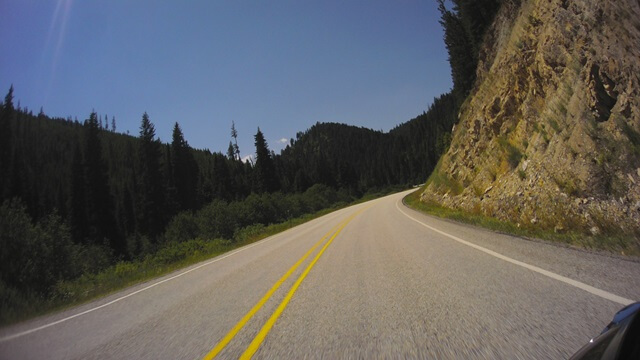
[43,0,73,106]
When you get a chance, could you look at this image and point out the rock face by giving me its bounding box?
[422,0,640,240]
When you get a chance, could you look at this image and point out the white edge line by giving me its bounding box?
[0,216,327,343]
[396,199,634,306]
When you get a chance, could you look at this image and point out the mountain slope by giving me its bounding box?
[422,0,640,246]
[276,92,458,193]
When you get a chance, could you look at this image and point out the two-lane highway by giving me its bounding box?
[1,190,639,359]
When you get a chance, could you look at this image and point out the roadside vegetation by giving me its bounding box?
[0,185,401,326]
[404,189,640,257]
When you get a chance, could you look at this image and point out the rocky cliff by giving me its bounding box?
[422,0,640,247]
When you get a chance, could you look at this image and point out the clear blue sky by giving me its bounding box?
[0,0,451,159]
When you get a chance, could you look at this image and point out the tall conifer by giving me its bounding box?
[254,128,279,193]
[0,86,14,198]
[171,122,199,211]
[137,112,165,240]
[84,112,121,253]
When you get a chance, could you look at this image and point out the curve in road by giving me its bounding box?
[1,190,638,359]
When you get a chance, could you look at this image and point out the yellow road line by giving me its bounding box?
[202,218,349,360]
[239,209,364,359]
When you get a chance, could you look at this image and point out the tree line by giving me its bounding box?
[0,85,456,298]
[437,0,503,97]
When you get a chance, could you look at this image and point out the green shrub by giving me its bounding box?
[518,169,526,180]
[621,121,640,157]
[498,137,523,168]
[558,104,567,116]
[161,183,355,249]
[0,199,81,296]
[198,199,235,240]
[125,233,153,259]
[303,184,338,212]
[549,118,561,133]
[427,170,463,195]
[164,211,199,243]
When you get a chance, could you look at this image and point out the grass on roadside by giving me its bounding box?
[403,189,640,257]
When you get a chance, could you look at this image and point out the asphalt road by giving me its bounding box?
[1,190,639,359]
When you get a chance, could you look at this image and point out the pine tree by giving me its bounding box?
[111,116,116,133]
[137,112,165,240]
[211,153,232,200]
[254,128,279,193]
[227,141,236,160]
[83,112,122,253]
[437,0,502,98]
[437,0,477,97]
[0,85,14,199]
[164,144,178,218]
[230,121,241,161]
[453,0,501,54]
[170,122,199,211]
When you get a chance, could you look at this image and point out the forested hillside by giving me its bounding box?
[0,87,457,244]
[277,92,458,193]
[0,90,255,256]
[0,79,458,313]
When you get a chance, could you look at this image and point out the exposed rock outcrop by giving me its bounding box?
[422,0,640,245]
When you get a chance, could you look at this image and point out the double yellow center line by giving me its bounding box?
[203,209,365,359]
